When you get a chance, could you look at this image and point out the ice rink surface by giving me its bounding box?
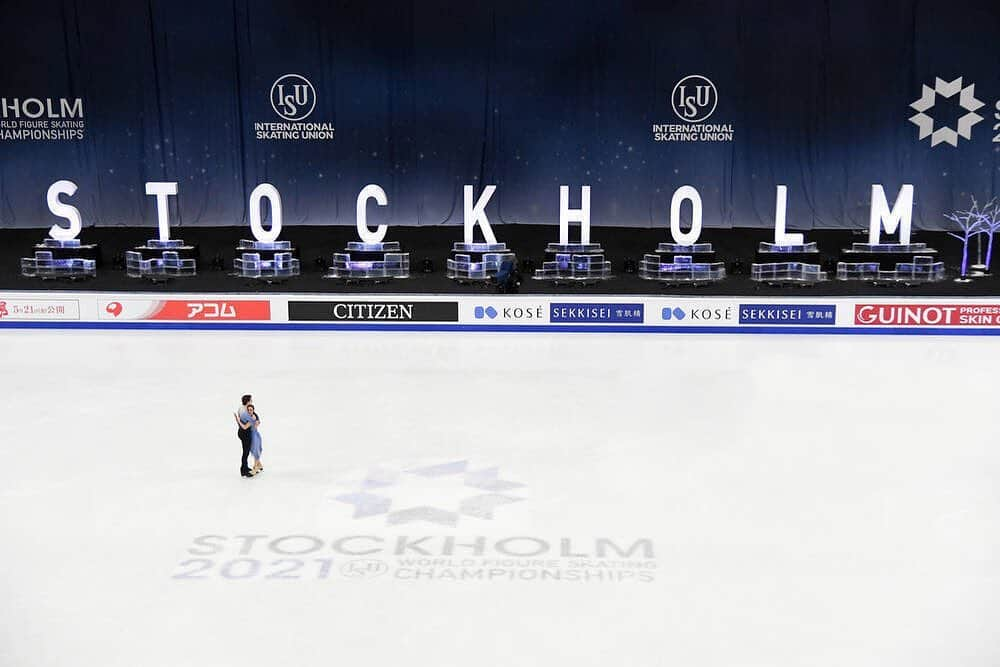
[1,330,998,667]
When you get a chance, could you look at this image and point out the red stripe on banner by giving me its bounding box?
[855,303,1000,327]
[147,300,271,321]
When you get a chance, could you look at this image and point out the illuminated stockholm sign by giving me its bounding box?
[37,180,917,246]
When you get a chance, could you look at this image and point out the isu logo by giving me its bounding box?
[855,303,1000,326]
[270,74,316,121]
[671,75,718,123]
[0,301,7,318]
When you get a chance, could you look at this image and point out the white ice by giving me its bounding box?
[1,330,998,667]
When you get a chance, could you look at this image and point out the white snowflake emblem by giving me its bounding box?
[909,77,985,147]
[332,460,526,526]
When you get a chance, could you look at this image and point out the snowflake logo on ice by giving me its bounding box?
[332,460,526,526]
[909,77,985,147]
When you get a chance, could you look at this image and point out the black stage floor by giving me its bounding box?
[2,225,998,296]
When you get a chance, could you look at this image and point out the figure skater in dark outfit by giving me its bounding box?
[235,394,256,478]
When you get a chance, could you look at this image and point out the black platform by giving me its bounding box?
[234,246,299,261]
[2,225,998,296]
[31,241,99,262]
[838,248,937,271]
[653,249,719,263]
[131,244,199,261]
[755,250,820,265]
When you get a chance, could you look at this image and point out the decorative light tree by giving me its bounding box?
[944,198,987,282]
[975,198,1000,275]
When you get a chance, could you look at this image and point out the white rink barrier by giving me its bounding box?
[1,291,1000,334]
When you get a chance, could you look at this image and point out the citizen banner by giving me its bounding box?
[288,301,460,322]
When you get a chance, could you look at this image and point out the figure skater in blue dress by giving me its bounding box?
[247,403,263,474]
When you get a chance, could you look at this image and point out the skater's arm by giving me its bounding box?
[234,412,252,429]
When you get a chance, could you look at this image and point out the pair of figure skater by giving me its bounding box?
[235,394,264,477]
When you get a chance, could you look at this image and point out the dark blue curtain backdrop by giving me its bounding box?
[0,0,997,233]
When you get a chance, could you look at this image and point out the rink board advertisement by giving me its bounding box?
[2,292,1000,334]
